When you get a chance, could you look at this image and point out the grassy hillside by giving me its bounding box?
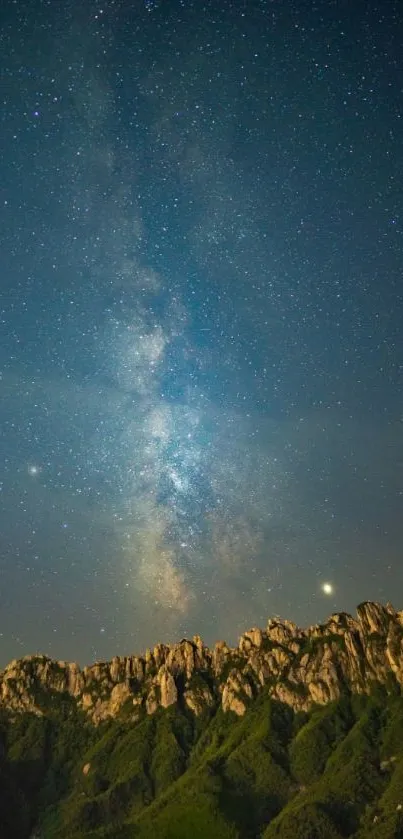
[2,685,403,838]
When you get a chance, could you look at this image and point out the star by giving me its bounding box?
[27,465,40,476]
[321,583,334,596]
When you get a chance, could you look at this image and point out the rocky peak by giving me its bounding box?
[1,601,403,724]
[266,617,300,646]
[356,600,395,636]
[157,666,178,709]
[239,628,263,653]
[212,640,231,676]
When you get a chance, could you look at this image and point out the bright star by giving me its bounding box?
[321,582,334,595]
[28,465,40,476]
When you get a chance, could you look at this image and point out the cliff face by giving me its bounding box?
[1,601,403,724]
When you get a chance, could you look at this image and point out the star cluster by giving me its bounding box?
[0,0,402,665]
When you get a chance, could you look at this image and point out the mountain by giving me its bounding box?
[1,600,403,838]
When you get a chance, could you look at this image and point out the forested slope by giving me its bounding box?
[2,686,403,838]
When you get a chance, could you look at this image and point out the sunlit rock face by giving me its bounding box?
[1,601,403,722]
[158,666,178,708]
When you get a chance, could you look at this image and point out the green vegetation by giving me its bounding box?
[2,686,403,837]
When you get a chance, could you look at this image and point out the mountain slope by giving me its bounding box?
[1,601,403,837]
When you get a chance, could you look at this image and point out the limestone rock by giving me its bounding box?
[239,628,263,654]
[65,662,84,696]
[158,666,177,708]
[357,601,395,636]
[192,634,204,652]
[110,682,132,713]
[146,685,160,715]
[272,681,310,712]
[126,656,145,682]
[165,639,202,679]
[109,656,122,683]
[81,693,93,710]
[212,640,231,676]
[221,668,253,716]
[266,617,299,645]
[144,649,155,676]
[184,679,215,715]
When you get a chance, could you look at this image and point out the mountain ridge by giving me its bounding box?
[2,599,403,724]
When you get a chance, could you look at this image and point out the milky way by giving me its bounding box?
[0,0,402,665]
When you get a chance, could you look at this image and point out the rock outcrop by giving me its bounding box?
[1,601,403,723]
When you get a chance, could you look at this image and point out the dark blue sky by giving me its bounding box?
[1,0,402,666]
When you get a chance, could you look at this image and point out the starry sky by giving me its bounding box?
[1,0,402,666]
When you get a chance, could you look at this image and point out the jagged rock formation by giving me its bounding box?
[1,601,403,724]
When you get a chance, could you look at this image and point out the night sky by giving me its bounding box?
[1,0,402,667]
